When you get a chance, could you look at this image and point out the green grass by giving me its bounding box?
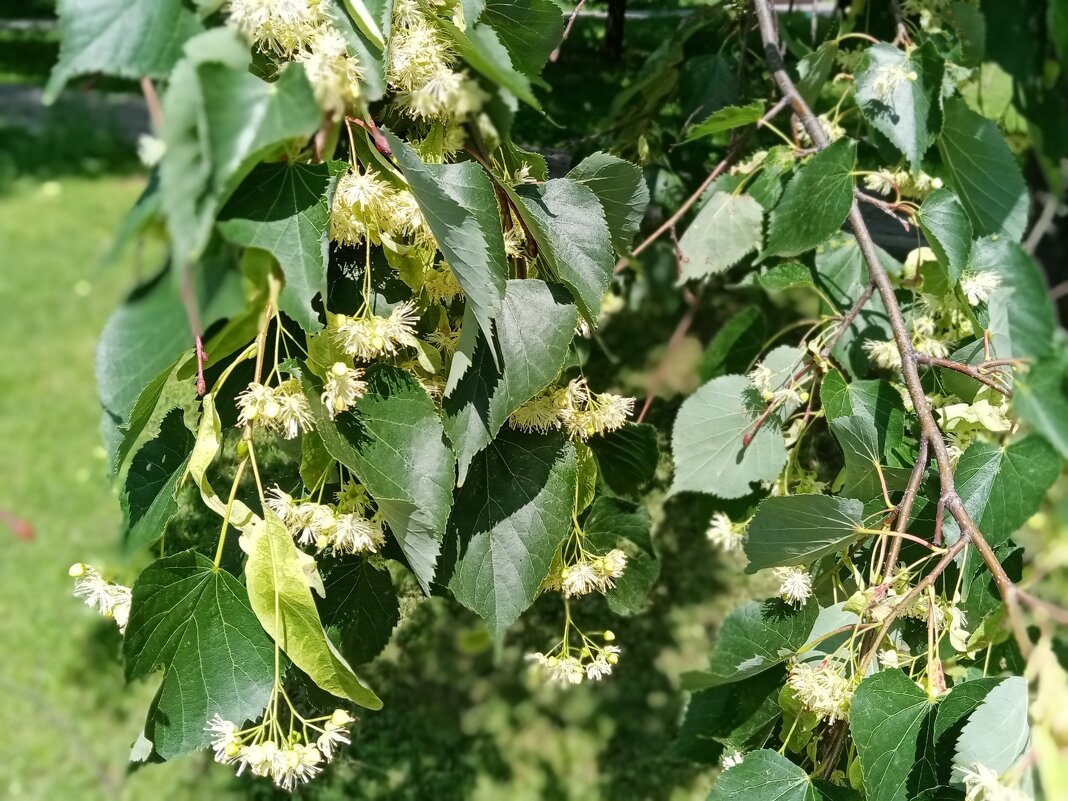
[0,175,232,801]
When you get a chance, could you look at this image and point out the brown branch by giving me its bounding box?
[140,76,164,132]
[914,354,1013,398]
[856,191,913,231]
[881,435,929,580]
[549,0,589,63]
[820,281,875,360]
[616,96,790,273]
[752,0,1031,657]
[889,0,911,47]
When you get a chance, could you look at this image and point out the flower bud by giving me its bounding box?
[603,630,616,642]
[68,562,86,577]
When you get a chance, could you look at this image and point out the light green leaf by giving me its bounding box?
[765,139,857,258]
[1014,354,1068,459]
[218,162,336,332]
[303,365,456,593]
[952,676,1029,783]
[567,152,650,256]
[245,510,382,709]
[443,279,577,483]
[937,98,1028,241]
[930,678,1004,788]
[387,133,508,347]
[743,494,865,572]
[684,101,765,142]
[446,429,576,638]
[855,42,944,169]
[319,557,400,665]
[509,178,615,322]
[944,436,1060,548]
[758,261,815,292]
[708,749,818,801]
[682,599,818,689]
[121,408,195,551]
[917,188,972,286]
[46,0,203,102]
[186,394,259,532]
[160,29,322,267]
[850,669,933,801]
[123,550,274,759]
[670,375,787,499]
[796,41,839,106]
[678,192,764,281]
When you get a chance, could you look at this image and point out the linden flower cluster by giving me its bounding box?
[748,359,811,407]
[706,512,747,552]
[267,482,385,554]
[207,707,354,790]
[322,362,368,418]
[774,566,813,606]
[863,168,943,199]
[527,629,622,685]
[552,549,628,599]
[330,166,427,247]
[236,378,314,439]
[786,660,854,724]
[508,378,635,441]
[864,308,960,371]
[227,0,364,116]
[69,563,132,634]
[959,762,1030,801]
[331,301,421,362]
[387,0,489,123]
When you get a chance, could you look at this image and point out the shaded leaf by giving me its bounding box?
[567,152,650,256]
[744,494,865,571]
[319,557,400,665]
[1013,353,1068,459]
[587,422,659,497]
[482,0,564,77]
[698,307,768,382]
[917,189,972,286]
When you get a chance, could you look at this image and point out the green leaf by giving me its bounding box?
[671,375,788,499]
[698,307,768,382]
[319,557,400,665]
[952,676,1029,782]
[446,429,576,638]
[828,415,913,503]
[929,678,1004,786]
[744,495,864,571]
[585,497,658,615]
[123,550,274,759]
[945,436,1061,547]
[917,189,973,286]
[684,101,765,142]
[218,162,335,332]
[967,237,1054,361]
[708,749,818,801]
[574,444,598,514]
[937,98,1028,241]
[566,152,650,256]
[441,20,541,109]
[682,599,818,689]
[443,279,577,483]
[245,510,382,709]
[1014,354,1068,458]
[160,30,322,267]
[855,42,944,169]
[121,408,195,551]
[46,0,203,102]
[304,365,456,593]
[387,133,508,347]
[821,372,907,464]
[509,178,615,322]
[96,263,243,423]
[765,139,857,258]
[850,669,933,801]
[587,422,659,497]
[111,355,194,476]
[186,394,259,531]
[758,261,815,292]
[796,41,840,106]
[678,192,764,281]
[482,0,564,76]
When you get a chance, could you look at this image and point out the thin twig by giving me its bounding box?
[915,354,1013,398]
[637,283,706,423]
[820,282,875,360]
[616,96,790,273]
[881,435,929,580]
[140,76,164,131]
[888,0,911,46]
[856,191,912,231]
[549,0,590,63]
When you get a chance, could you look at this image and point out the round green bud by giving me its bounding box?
[603,630,616,642]
[607,653,619,665]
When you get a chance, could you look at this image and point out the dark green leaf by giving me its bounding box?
[124,550,274,759]
[443,279,577,483]
[684,101,765,142]
[567,152,650,256]
[304,365,456,593]
[678,192,764,280]
[482,0,564,76]
[446,429,576,637]
[387,133,508,346]
[929,678,1004,786]
[670,375,788,499]
[320,557,400,664]
[796,41,839,106]
[707,749,818,801]
[744,494,865,571]
[917,189,972,286]
[121,408,195,551]
[587,422,659,497]
[855,42,944,169]
[698,308,768,382]
[585,497,658,615]
[510,178,615,322]
[46,0,203,102]
[765,139,857,258]
[442,20,541,109]
[829,415,913,502]
[937,98,1028,241]
[850,669,933,801]
[682,599,818,689]
[218,162,335,332]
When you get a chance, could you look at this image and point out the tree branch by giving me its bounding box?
[751,0,1031,657]
[914,354,1013,398]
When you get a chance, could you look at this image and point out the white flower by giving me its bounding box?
[548,656,585,685]
[137,134,165,167]
[272,742,322,790]
[960,271,1001,306]
[721,750,744,769]
[878,649,900,668]
[706,512,743,551]
[960,762,1029,801]
[322,363,367,417]
[592,549,627,592]
[787,661,853,723]
[863,338,902,370]
[333,302,421,362]
[330,513,385,554]
[206,714,243,764]
[69,563,133,633]
[236,382,279,427]
[291,502,336,546]
[747,362,774,397]
[561,561,600,598]
[775,566,812,606]
[863,169,898,196]
[585,657,613,681]
[276,390,314,439]
[266,486,297,522]
[560,390,634,440]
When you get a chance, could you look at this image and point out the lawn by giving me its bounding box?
[0,174,234,801]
